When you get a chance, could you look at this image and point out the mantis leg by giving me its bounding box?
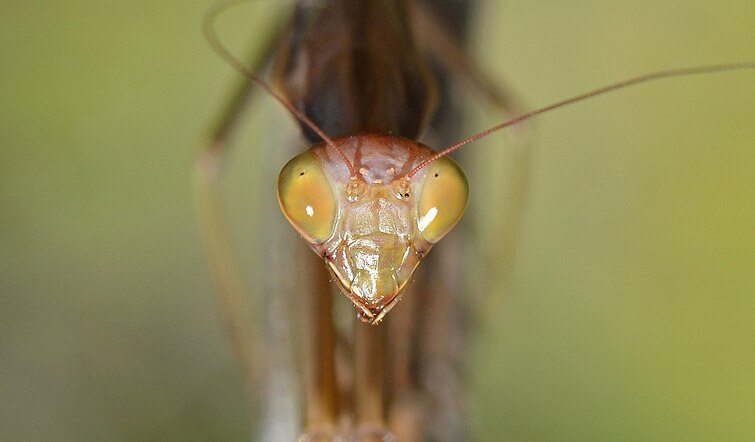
[193,11,294,436]
[297,252,339,440]
[195,76,264,401]
[354,319,390,441]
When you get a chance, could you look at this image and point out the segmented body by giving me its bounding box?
[267,1,479,440]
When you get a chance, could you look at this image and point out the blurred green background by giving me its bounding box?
[1,1,753,440]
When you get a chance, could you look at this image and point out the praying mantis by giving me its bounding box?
[195,1,754,440]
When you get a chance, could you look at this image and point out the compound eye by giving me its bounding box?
[277,151,337,243]
[416,157,468,244]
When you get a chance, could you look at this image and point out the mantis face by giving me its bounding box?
[278,134,468,323]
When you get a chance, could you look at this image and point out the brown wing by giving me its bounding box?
[271,0,437,142]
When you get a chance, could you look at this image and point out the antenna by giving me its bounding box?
[407,62,755,178]
[203,0,357,177]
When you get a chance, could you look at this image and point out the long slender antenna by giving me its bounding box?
[203,0,357,177]
[408,62,755,178]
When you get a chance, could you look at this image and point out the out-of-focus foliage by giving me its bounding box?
[1,1,753,440]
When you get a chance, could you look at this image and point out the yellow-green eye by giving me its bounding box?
[417,157,468,244]
[277,151,337,243]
